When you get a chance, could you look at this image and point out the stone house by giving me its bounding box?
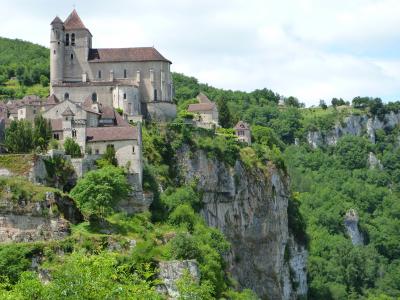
[50,10,176,121]
[187,93,219,129]
[234,121,251,144]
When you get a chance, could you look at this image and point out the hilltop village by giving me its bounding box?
[0,9,251,191]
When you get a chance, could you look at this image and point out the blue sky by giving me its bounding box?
[0,0,399,105]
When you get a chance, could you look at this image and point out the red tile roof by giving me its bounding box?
[64,9,87,30]
[46,94,60,105]
[88,47,171,64]
[197,93,212,103]
[234,121,250,130]
[187,102,216,112]
[86,126,138,142]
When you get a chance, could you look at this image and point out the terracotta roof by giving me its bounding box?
[64,9,87,30]
[234,121,250,130]
[114,111,130,127]
[101,106,115,119]
[61,106,75,116]
[86,126,138,142]
[187,102,216,112]
[46,94,60,105]
[51,16,63,25]
[197,93,212,103]
[88,47,171,64]
[50,119,63,131]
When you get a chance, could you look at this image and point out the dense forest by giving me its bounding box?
[0,37,400,299]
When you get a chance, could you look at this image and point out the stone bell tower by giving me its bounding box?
[50,16,65,91]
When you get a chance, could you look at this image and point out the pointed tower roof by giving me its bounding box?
[50,16,63,25]
[64,9,86,30]
[61,106,75,116]
[46,94,60,105]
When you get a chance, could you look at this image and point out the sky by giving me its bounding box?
[0,0,399,106]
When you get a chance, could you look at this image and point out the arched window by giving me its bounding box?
[124,69,127,78]
[64,93,69,100]
[71,33,75,46]
[92,93,97,102]
[66,33,69,46]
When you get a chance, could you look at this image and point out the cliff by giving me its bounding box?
[177,147,307,300]
[307,111,400,148]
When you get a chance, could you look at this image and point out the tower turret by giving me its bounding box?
[50,16,65,90]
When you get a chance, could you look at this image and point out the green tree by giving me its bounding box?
[63,137,81,158]
[217,97,232,128]
[33,115,52,151]
[335,135,372,170]
[102,144,118,166]
[5,120,33,153]
[70,166,130,218]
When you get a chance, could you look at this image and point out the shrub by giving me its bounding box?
[63,138,81,158]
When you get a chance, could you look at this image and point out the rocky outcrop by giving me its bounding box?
[177,147,307,300]
[0,190,82,243]
[344,209,364,246]
[307,112,400,148]
[157,260,200,299]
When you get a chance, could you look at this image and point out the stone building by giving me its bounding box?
[187,93,219,129]
[50,9,176,121]
[234,121,251,144]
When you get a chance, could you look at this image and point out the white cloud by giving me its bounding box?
[0,0,399,105]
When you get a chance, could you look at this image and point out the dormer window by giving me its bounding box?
[124,69,127,78]
[64,93,69,100]
[71,33,75,46]
[66,33,70,46]
[92,93,97,102]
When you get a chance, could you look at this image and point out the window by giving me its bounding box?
[70,54,74,60]
[66,33,69,46]
[98,70,101,79]
[53,133,59,140]
[150,69,154,82]
[124,69,127,78]
[92,93,97,102]
[154,89,157,101]
[136,70,141,82]
[64,92,69,100]
[33,110,36,114]
[71,33,75,46]
[53,50,56,55]
[238,130,244,136]
[72,129,77,138]
[123,93,126,100]
[132,146,135,154]
[95,149,99,155]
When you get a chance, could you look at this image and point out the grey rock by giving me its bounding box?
[344,209,364,246]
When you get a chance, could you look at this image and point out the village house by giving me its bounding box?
[187,93,219,129]
[234,121,251,145]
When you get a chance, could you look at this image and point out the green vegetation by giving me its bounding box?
[0,154,34,175]
[0,37,49,99]
[63,138,81,158]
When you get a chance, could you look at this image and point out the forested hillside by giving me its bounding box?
[0,37,49,99]
[173,73,400,299]
[0,38,399,299]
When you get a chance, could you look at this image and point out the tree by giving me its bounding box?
[331,98,346,107]
[335,135,372,170]
[319,100,328,110]
[5,120,33,153]
[285,96,302,108]
[63,138,81,158]
[39,75,49,87]
[70,166,131,218]
[217,97,232,128]
[102,145,118,166]
[33,115,52,151]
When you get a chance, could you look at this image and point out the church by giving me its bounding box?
[50,9,176,121]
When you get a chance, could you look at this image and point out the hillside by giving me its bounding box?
[0,37,49,99]
[0,38,399,299]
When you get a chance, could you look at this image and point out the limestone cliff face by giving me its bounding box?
[0,191,82,243]
[177,147,307,300]
[307,112,400,148]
